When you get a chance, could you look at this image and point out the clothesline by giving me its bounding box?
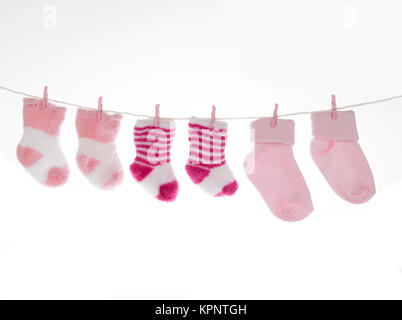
[1,86,401,120]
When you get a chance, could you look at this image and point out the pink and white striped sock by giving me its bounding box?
[16,98,69,187]
[130,119,179,202]
[185,118,238,197]
[75,109,124,189]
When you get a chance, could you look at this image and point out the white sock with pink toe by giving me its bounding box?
[75,100,124,190]
[17,94,69,187]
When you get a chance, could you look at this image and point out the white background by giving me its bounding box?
[0,0,402,299]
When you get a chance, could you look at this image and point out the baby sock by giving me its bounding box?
[130,119,179,201]
[16,98,69,186]
[75,109,123,189]
[185,118,238,197]
[310,110,375,203]
[244,118,313,222]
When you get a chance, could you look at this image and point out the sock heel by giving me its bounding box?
[310,138,334,156]
[17,146,42,167]
[130,161,153,182]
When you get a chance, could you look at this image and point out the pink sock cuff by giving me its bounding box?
[23,98,66,136]
[311,110,359,141]
[250,118,295,145]
[76,109,122,143]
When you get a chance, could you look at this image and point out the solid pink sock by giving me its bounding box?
[244,118,313,222]
[310,110,375,204]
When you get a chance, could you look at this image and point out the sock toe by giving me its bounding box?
[157,180,179,202]
[215,181,238,197]
[223,181,238,195]
[343,185,376,204]
[45,166,69,187]
[275,197,313,222]
[102,169,124,190]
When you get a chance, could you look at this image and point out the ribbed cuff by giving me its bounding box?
[136,118,176,130]
[311,110,359,141]
[251,118,295,145]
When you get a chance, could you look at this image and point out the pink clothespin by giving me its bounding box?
[98,96,103,120]
[209,105,216,129]
[154,104,160,127]
[331,94,337,119]
[270,103,279,127]
[42,85,48,108]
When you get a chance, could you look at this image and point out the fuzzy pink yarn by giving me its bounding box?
[75,109,124,189]
[17,98,69,186]
[23,98,66,136]
[76,109,122,143]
